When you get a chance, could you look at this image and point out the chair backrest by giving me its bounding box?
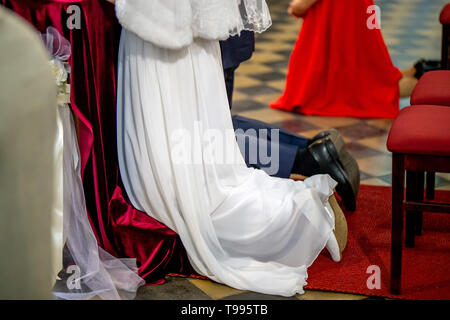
[440,3,450,69]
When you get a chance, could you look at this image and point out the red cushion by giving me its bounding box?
[387,105,450,156]
[410,70,450,106]
[441,3,450,24]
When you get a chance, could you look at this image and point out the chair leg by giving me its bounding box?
[416,171,424,236]
[391,153,405,295]
[405,171,417,248]
[426,172,435,200]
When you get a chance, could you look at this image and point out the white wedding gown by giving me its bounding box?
[116,0,338,296]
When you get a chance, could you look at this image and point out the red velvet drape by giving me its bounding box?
[3,0,194,283]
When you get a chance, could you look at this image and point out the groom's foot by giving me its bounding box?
[309,132,359,211]
[292,129,360,211]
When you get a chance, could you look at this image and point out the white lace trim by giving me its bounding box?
[115,0,271,49]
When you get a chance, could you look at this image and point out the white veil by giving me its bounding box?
[236,0,272,33]
[41,27,145,300]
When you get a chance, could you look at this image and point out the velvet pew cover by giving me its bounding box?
[2,0,194,283]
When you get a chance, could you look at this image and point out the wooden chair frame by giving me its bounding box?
[390,153,450,294]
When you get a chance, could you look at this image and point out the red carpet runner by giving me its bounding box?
[306,185,450,300]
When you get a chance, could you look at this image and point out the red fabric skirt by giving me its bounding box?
[270,0,402,118]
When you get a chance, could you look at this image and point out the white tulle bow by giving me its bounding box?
[39,27,145,300]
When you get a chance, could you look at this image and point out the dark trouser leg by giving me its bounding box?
[224,67,236,109]
[235,132,298,178]
[232,115,310,150]
[224,66,311,178]
[232,116,313,178]
[224,66,310,151]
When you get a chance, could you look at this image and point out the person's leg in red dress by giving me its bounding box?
[271,0,402,118]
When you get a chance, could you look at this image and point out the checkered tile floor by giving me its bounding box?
[135,0,450,300]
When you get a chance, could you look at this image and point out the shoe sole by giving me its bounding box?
[309,130,360,211]
[315,129,360,211]
[339,148,360,197]
[324,140,358,211]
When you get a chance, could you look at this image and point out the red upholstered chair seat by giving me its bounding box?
[387,105,450,156]
[440,3,450,24]
[410,70,450,106]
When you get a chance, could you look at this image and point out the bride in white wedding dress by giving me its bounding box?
[113,0,347,296]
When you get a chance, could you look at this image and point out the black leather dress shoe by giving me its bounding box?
[305,131,360,211]
[309,130,360,195]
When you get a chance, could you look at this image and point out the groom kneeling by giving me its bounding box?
[221,32,360,211]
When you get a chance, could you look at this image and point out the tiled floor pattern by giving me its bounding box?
[135,0,450,300]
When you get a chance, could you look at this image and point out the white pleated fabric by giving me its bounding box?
[117,29,338,296]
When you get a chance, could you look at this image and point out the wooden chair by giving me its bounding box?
[387,105,450,295]
[409,70,450,236]
[409,4,450,204]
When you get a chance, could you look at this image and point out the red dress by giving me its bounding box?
[270,0,402,118]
